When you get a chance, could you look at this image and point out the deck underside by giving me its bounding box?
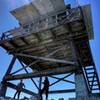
[0,21,94,72]
[0,5,94,73]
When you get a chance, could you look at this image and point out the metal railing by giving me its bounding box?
[0,7,81,41]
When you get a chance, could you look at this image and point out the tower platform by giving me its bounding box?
[0,0,100,98]
[0,5,94,74]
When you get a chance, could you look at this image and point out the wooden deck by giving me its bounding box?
[0,5,94,73]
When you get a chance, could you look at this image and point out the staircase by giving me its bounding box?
[83,65,100,94]
[72,33,100,94]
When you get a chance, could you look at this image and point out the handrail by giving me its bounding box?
[0,7,81,41]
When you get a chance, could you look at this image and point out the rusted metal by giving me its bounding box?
[4,67,77,81]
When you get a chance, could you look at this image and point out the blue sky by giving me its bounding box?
[0,0,100,99]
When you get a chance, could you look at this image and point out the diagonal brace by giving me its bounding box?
[14,53,77,65]
[49,73,73,86]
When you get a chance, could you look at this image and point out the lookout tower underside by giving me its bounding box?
[0,0,100,99]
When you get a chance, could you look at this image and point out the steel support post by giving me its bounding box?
[0,82,7,97]
[75,70,89,98]
[39,77,42,91]
[38,77,42,98]
[0,56,16,97]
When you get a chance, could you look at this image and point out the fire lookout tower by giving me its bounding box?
[0,0,100,99]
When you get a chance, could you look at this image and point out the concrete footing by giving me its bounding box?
[69,95,100,100]
[69,71,100,100]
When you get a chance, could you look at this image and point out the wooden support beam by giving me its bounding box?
[4,82,38,96]
[49,89,75,94]
[14,53,77,65]
[4,66,77,81]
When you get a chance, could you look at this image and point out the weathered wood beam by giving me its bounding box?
[14,53,77,65]
[4,82,38,96]
[49,89,75,94]
[4,66,77,81]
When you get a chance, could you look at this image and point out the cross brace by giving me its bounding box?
[4,82,38,96]
[4,67,77,81]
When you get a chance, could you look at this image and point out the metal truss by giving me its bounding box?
[1,48,76,97]
[0,6,100,98]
